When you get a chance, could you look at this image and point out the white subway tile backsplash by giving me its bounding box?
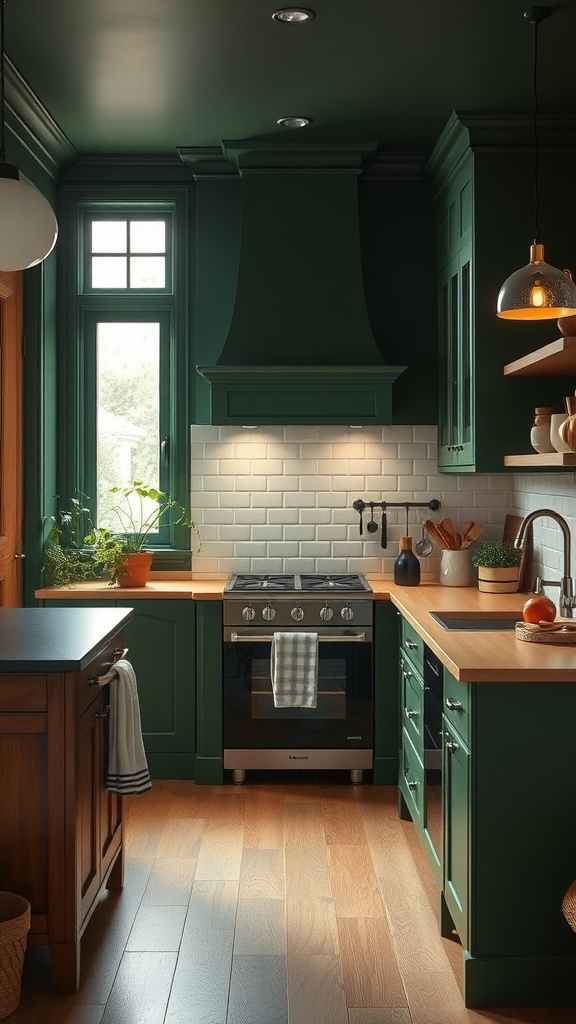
[191,425,573,579]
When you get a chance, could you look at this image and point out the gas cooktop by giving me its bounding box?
[225,573,372,594]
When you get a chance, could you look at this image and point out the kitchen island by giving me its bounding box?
[0,606,133,992]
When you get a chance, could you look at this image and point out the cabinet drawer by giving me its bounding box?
[400,652,424,752]
[400,618,424,674]
[443,670,470,745]
[77,633,125,716]
[400,727,424,826]
[0,675,46,712]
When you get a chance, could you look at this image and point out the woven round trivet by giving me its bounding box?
[515,622,576,645]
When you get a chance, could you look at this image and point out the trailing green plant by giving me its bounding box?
[470,541,522,569]
[41,493,99,586]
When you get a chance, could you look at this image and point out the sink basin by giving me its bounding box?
[430,611,519,631]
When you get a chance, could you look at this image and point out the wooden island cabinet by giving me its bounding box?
[0,606,133,993]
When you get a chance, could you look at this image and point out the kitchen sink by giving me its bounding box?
[430,611,520,631]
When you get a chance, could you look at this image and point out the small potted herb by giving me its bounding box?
[470,541,523,593]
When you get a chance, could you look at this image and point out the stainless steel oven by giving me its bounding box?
[222,574,373,783]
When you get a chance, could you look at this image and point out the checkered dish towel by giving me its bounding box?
[270,631,319,708]
[105,659,152,795]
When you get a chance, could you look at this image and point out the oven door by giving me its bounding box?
[223,626,373,751]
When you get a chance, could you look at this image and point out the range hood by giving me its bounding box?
[181,141,406,425]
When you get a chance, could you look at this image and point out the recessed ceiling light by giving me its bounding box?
[272,8,315,23]
[276,116,311,128]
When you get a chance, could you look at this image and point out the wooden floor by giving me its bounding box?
[9,774,576,1024]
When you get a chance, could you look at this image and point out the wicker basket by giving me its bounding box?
[0,892,31,1020]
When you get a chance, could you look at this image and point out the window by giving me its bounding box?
[58,189,191,564]
[88,218,169,290]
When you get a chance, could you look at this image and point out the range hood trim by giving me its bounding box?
[197,364,407,426]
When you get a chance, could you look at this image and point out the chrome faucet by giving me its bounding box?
[514,509,575,617]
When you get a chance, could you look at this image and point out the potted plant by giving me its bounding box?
[42,483,200,588]
[470,541,523,593]
[87,482,200,587]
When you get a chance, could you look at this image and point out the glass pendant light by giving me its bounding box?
[0,0,58,271]
[496,6,576,320]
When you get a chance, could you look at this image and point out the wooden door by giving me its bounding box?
[0,271,23,606]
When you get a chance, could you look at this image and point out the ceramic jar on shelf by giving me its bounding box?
[530,407,555,454]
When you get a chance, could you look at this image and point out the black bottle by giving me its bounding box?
[394,536,421,586]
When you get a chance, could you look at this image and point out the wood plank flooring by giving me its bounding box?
[8,776,576,1024]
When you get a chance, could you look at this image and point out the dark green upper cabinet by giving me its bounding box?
[429,113,575,473]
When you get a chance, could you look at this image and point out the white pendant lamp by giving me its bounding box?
[0,0,58,271]
[496,6,576,321]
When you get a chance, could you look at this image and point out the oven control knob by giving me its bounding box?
[242,605,256,621]
[341,604,354,621]
[262,603,276,622]
[319,604,334,622]
[291,605,305,622]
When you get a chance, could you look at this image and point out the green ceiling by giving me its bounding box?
[6,0,576,159]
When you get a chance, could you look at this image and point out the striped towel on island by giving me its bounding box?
[270,631,319,708]
[105,660,152,795]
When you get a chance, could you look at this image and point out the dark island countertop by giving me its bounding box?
[0,607,134,672]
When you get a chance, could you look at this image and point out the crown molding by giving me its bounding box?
[5,57,76,181]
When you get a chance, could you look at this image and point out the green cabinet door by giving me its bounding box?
[438,248,473,469]
[430,114,572,474]
[115,600,196,779]
[442,716,469,944]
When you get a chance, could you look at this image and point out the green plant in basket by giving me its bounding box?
[470,541,523,569]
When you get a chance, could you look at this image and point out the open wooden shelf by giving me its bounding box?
[504,452,576,467]
[503,336,576,376]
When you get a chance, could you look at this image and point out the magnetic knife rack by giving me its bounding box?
[352,498,441,549]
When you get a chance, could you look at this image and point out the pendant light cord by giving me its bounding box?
[532,14,540,244]
[0,0,5,163]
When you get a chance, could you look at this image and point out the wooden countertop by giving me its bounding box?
[35,577,576,683]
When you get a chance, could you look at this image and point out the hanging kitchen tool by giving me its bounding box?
[367,504,379,533]
[381,502,387,548]
[415,521,433,557]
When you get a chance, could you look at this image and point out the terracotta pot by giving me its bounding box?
[477,566,519,594]
[117,551,154,588]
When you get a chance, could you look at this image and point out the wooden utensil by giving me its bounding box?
[425,520,452,549]
[440,518,459,548]
[461,522,484,548]
[537,620,576,631]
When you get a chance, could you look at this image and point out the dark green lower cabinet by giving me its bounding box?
[441,717,469,944]
[397,613,576,1008]
[115,600,196,779]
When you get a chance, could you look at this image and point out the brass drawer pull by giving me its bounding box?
[406,778,418,791]
[405,708,419,720]
[405,640,418,650]
[445,696,463,711]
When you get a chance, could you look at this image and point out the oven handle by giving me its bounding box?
[229,632,367,643]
